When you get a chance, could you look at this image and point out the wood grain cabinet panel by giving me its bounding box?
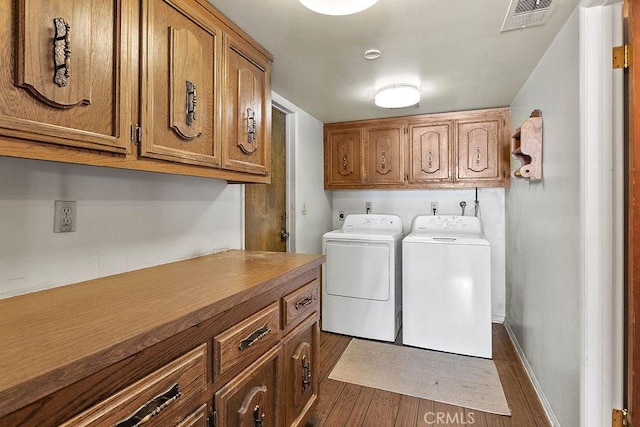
[140,0,222,167]
[213,302,280,380]
[214,345,281,427]
[282,279,319,329]
[282,316,319,427]
[325,127,363,187]
[456,119,500,181]
[365,125,404,185]
[408,121,452,183]
[323,108,510,189]
[1,0,131,153]
[60,345,207,427]
[222,33,272,176]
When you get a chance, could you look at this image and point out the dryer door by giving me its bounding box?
[325,240,391,301]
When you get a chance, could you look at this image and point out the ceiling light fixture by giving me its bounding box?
[299,0,378,16]
[375,85,420,108]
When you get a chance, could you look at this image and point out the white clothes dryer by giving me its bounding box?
[402,215,492,358]
[322,214,403,342]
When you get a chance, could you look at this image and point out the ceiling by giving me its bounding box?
[206,0,580,124]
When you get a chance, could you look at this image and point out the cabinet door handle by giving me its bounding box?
[302,355,312,394]
[381,151,386,169]
[342,154,348,170]
[295,296,314,310]
[476,147,481,166]
[428,150,433,169]
[247,108,256,145]
[116,384,181,427]
[238,324,270,351]
[186,80,197,126]
[53,18,71,87]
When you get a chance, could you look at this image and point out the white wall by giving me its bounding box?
[332,188,506,322]
[0,157,243,299]
[506,7,581,426]
[273,92,333,255]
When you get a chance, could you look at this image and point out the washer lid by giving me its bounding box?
[323,229,402,242]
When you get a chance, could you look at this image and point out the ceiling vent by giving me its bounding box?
[501,0,556,32]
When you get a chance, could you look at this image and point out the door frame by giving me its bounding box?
[627,0,640,420]
[274,100,296,253]
[241,101,295,253]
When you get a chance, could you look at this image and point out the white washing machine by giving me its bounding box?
[402,215,492,358]
[322,214,403,342]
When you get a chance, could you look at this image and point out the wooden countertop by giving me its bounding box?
[0,250,324,418]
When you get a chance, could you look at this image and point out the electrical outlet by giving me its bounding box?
[431,202,438,214]
[338,210,345,221]
[365,201,372,213]
[54,200,76,233]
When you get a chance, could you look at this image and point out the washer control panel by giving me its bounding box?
[342,214,403,234]
[412,215,483,235]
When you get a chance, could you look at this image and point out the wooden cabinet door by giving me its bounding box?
[140,0,222,167]
[214,345,280,427]
[222,33,271,176]
[456,116,504,183]
[0,0,131,153]
[325,127,363,187]
[408,122,452,183]
[282,317,319,427]
[365,125,404,185]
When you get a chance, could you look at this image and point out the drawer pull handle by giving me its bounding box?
[238,324,271,351]
[116,384,181,427]
[295,296,314,310]
[53,18,71,87]
[302,355,312,393]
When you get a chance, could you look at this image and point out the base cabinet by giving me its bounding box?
[214,346,281,427]
[282,317,319,427]
[0,251,322,427]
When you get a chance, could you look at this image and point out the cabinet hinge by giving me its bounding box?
[613,45,630,69]
[612,408,629,427]
[208,408,217,427]
[130,124,142,145]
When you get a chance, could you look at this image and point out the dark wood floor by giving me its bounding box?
[306,324,550,426]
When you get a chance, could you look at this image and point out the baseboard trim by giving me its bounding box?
[504,321,560,426]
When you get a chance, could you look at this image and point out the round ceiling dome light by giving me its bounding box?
[364,49,381,60]
[299,0,378,16]
[375,85,421,108]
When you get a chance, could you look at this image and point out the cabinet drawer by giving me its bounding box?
[176,404,208,427]
[61,344,207,427]
[214,302,280,379]
[282,280,319,328]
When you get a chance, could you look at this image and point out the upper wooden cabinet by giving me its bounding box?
[408,121,452,184]
[140,0,222,167]
[325,127,363,187]
[365,124,404,185]
[324,107,510,189]
[0,0,273,183]
[0,0,131,153]
[456,115,503,183]
[222,33,271,176]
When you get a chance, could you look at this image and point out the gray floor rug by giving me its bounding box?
[328,338,511,416]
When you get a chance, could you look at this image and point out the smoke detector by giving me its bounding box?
[501,0,557,32]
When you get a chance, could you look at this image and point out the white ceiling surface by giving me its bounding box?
[207,0,580,124]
